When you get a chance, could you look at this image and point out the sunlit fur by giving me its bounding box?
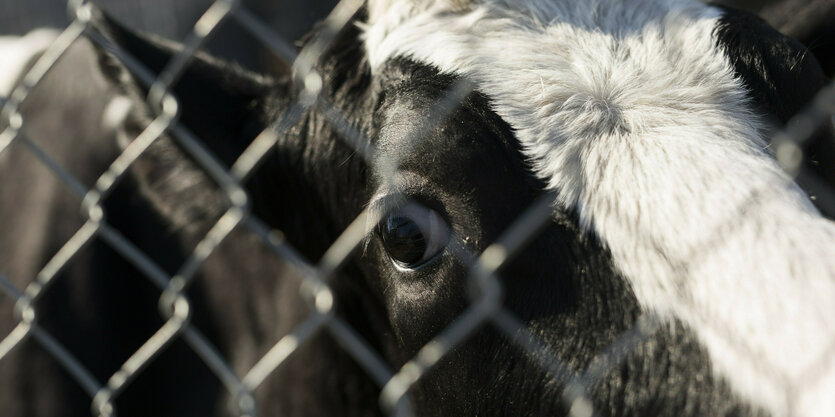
[363,1,835,416]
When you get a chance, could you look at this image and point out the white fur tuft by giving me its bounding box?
[363,1,835,416]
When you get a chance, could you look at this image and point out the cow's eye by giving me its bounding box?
[378,204,449,270]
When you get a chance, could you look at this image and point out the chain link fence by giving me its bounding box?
[0,0,834,416]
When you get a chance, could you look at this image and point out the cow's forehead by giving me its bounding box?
[361,0,762,255]
[362,0,751,203]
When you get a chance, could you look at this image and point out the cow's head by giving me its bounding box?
[90,0,835,415]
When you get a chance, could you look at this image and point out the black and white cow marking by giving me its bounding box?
[0,1,833,416]
[366,0,835,414]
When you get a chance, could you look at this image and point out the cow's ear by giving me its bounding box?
[87,10,288,233]
[89,10,285,164]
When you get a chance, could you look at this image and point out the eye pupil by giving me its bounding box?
[380,216,428,267]
[375,203,450,270]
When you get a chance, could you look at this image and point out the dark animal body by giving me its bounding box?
[0,1,833,417]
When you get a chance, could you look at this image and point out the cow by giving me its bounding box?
[0,0,834,416]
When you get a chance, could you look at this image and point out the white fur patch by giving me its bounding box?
[0,29,59,98]
[362,1,835,416]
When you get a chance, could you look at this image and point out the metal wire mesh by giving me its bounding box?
[0,1,834,416]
